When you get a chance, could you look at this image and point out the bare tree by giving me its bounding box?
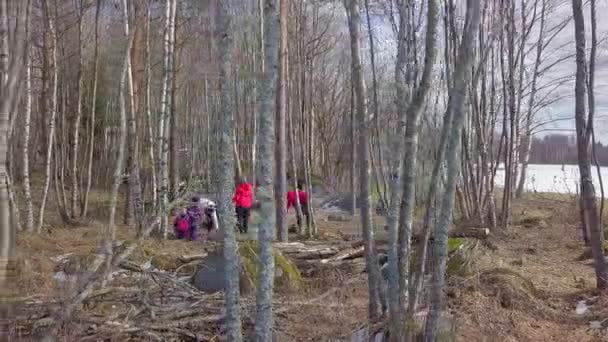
[386,0,439,338]
[82,0,102,218]
[275,0,288,242]
[571,0,607,289]
[22,0,33,232]
[158,0,177,237]
[254,0,279,339]
[344,0,383,321]
[37,0,58,233]
[425,0,480,338]
[217,0,243,340]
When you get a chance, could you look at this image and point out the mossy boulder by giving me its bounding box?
[192,242,304,294]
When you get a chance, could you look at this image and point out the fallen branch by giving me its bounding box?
[320,246,365,264]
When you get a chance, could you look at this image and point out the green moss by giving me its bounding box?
[239,241,304,289]
[448,238,465,253]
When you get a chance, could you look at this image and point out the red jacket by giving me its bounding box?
[287,190,307,210]
[233,183,253,208]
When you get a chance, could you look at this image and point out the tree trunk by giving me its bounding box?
[350,83,357,216]
[70,0,85,220]
[82,0,102,219]
[254,0,279,340]
[123,0,144,233]
[275,0,288,242]
[425,0,480,339]
[169,2,181,199]
[23,1,33,231]
[144,2,157,211]
[571,0,607,289]
[217,1,242,340]
[158,0,176,236]
[345,0,383,322]
[38,0,58,233]
[0,0,8,283]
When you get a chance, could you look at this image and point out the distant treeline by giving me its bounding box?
[528,134,608,166]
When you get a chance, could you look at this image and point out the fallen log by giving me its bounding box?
[320,246,365,264]
[353,228,490,248]
[178,254,208,263]
[290,247,340,260]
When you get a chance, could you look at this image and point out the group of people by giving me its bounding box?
[172,178,309,240]
[173,196,218,241]
[232,179,309,234]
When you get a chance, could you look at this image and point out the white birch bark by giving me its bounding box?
[23,1,33,231]
[158,0,176,237]
[38,1,58,233]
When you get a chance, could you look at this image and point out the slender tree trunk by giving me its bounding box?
[144,2,157,211]
[70,0,85,219]
[82,0,102,218]
[254,0,279,340]
[217,1,242,339]
[0,0,8,288]
[169,2,181,199]
[350,83,357,215]
[425,0,480,338]
[586,0,604,245]
[23,1,33,231]
[123,0,144,233]
[345,0,383,321]
[158,0,176,236]
[275,0,288,242]
[386,0,439,337]
[571,0,607,289]
[38,1,58,233]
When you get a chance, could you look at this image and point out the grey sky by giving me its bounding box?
[357,0,608,144]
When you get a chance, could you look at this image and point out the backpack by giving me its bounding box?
[175,215,190,233]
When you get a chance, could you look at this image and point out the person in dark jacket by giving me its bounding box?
[233,178,253,233]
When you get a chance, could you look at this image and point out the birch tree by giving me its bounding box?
[344,0,383,321]
[0,0,28,284]
[23,0,33,232]
[158,0,177,237]
[254,0,279,339]
[37,0,58,233]
[385,0,439,338]
[275,0,288,242]
[425,0,480,338]
[571,0,607,289]
[217,0,242,340]
[82,0,102,218]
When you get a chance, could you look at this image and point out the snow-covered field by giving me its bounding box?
[495,164,608,196]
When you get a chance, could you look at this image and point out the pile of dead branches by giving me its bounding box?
[12,259,231,341]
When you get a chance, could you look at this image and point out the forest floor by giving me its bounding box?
[6,186,608,341]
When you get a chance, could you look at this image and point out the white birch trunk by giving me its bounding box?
[23,5,33,232]
[158,0,176,236]
[38,2,58,233]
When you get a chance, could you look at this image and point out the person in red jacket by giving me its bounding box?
[233,178,253,233]
[287,182,309,227]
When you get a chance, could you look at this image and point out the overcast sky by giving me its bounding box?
[358,0,608,144]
